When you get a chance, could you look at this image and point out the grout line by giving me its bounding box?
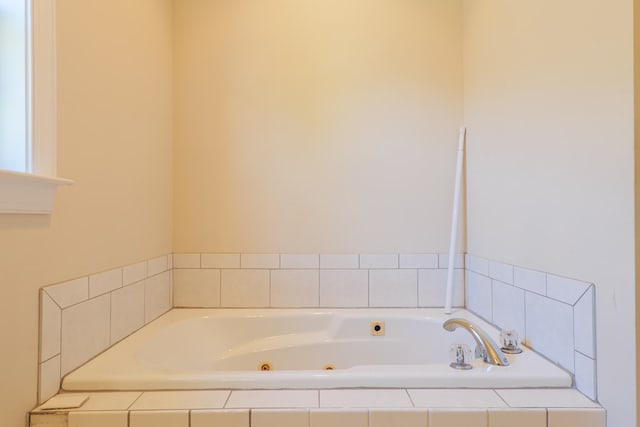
[571,284,592,308]
[405,389,416,408]
[127,391,145,410]
[219,269,222,308]
[268,268,272,308]
[109,292,114,345]
[493,389,511,408]
[223,390,232,409]
[415,269,420,307]
[316,269,320,307]
[367,270,371,307]
[574,348,595,360]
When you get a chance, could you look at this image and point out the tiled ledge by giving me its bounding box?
[31,388,604,427]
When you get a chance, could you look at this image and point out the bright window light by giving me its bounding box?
[0,0,30,173]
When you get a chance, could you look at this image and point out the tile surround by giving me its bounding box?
[38,255,173,403]
[251,409,310,427]
[190,409,249,427]
[38,251,599,424]
[68,411,128,427]
[429,409,487,427]
[129,410,189,427]
[129,391,230,410]
[173,253,464,309]
[319,389,413,408]
[466,254,597,401]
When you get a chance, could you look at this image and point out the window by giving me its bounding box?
[0,0,72,214]
[0,0,29,172]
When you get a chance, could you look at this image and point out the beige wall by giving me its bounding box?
[463,1,635,425]
[173,0,464,254]
[0,1,173,426]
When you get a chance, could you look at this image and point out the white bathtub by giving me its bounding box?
[62,308,572,391]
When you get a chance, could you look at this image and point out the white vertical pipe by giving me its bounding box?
[444,127,466,314]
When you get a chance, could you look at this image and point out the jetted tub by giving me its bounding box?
[62,308,572,391]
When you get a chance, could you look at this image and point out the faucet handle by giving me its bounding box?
[500,329,523,354]
[449,343,473,370]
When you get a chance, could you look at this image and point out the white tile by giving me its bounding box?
[251,409,309,427]
[320,254,359,269]
[466,271,492,321]
[271,270,319,307]
[525,293,574,372]
[467,255,489,275]
[488,409,546,427]
[369,409,428,427]
[45,277,88,308]
[310,409,368,427]
[89,268,123,298]
[145,271,171,323]
[513,267,546,295]
[546,275,590,305]
[129,410,189,427]
[68,411,128,427]
[173,269,220,307]
[319,270,369,307]
[429,409,487,427]
[418,268,464,307]
[320,390,412,408]
[40,291,61,362]
[110,281,145,343]
[360,254,398,269]
[575,352,597,400]
[574,287,595,358]
[39,356,60,403]
[61,294,110,375]
[29,413,67,427]
[39,394,89,410]
[226,390,318,408]
[241,254,279,269]
[201,253,241,269]
[369,270,417,307]
[281,254,320,269]
[221,270,270,307]
[438,253,464,269]
[399,254,438,269]
[547,409,606,427]
[123,261,147,286]
[148,255,169,275]
[408,389,506,408]
[173,253,201,269]
[67,392,142,411]
[489,261,514,285]
[491,280,525,336]
[191,410,249,427]
[495,389,600,408]
[130,391,229,410]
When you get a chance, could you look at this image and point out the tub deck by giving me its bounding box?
[31,387,604,427]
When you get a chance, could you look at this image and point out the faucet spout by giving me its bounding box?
[443,318,510,366]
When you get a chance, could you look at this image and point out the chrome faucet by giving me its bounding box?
[443,318,510,366]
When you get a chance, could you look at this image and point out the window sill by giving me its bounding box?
[0,169,73,214]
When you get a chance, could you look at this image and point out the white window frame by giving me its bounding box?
[0,0,72,215]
